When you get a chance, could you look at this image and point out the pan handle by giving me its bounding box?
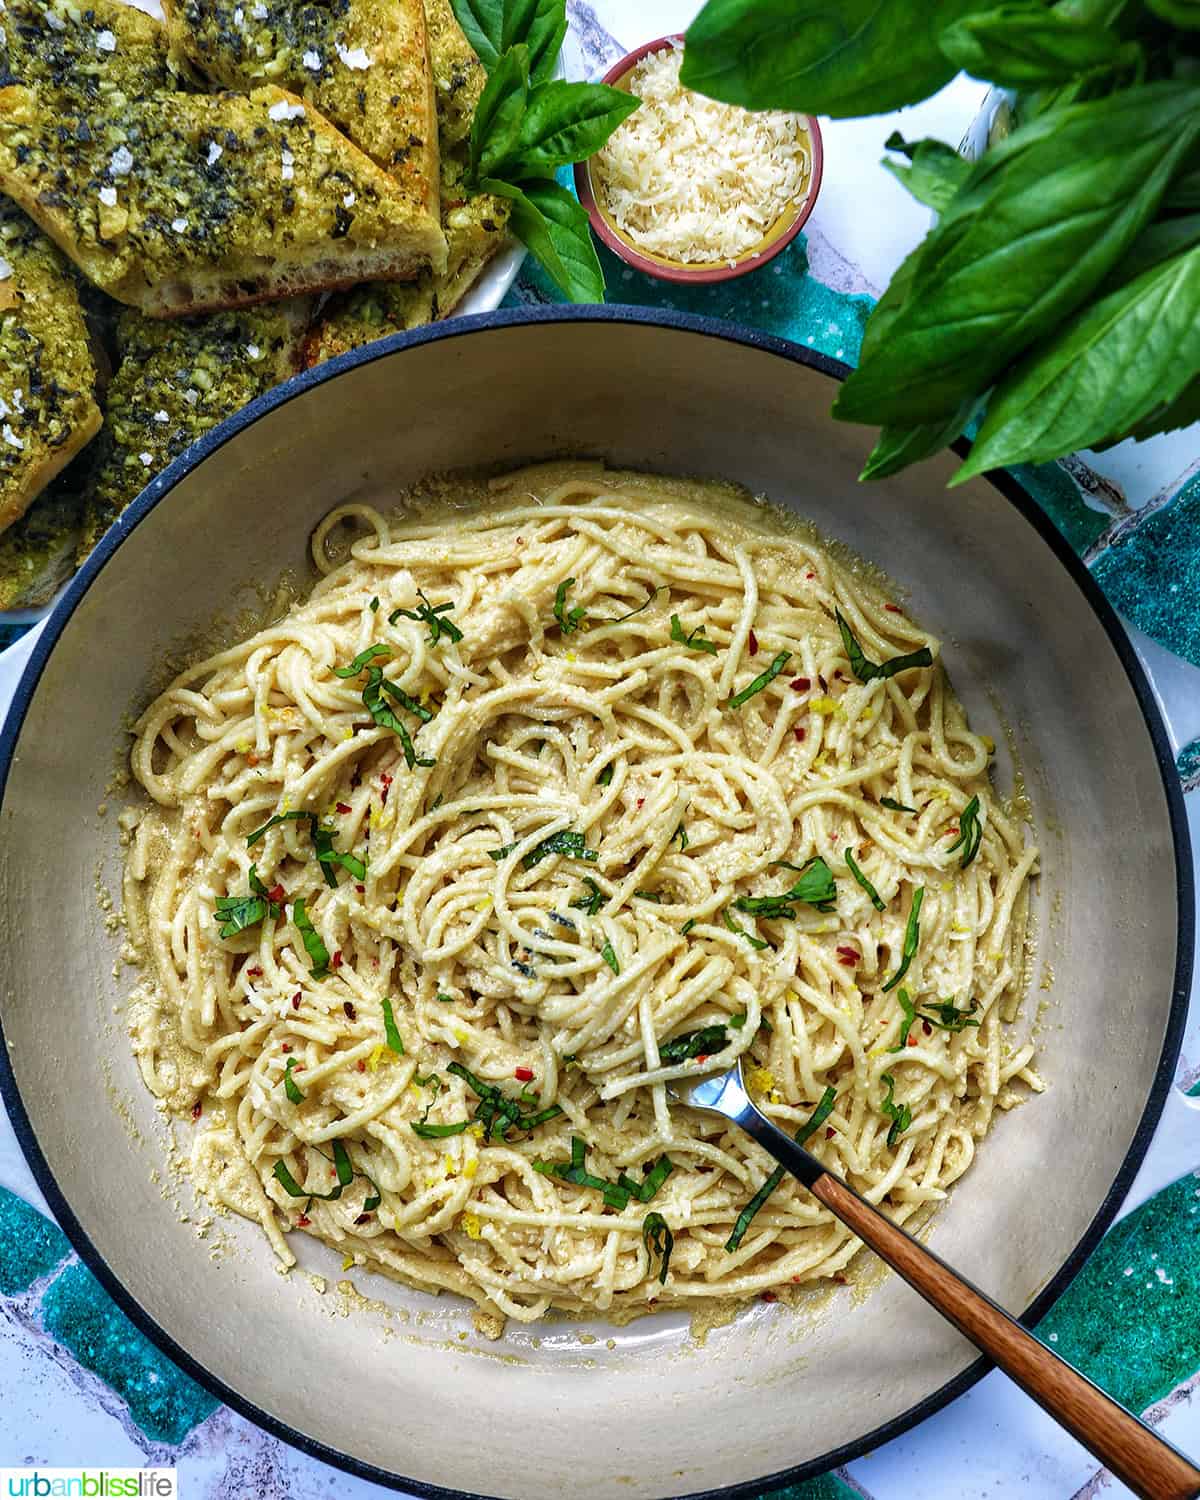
[810,1171,1200,1500]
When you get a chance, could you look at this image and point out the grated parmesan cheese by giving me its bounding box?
[592,44,810,267]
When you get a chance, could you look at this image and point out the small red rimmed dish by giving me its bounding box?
[574,34,824,286]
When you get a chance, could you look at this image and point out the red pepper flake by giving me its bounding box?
[805,571,815,580]
[793,726,807,743]
[833,670,845,682]
[331,950,344,970]
[514,1066,534,1082]
[355,884,365,894]
[946,825,959,838]
[908,1034,919,1047]
[836,945,860,966]
[355,1213,373,1225]
[280,1043,291,1053]
[291,992,301,1010]
[748,629,759,657]
[380,773,393,804]
[833,1273,848,1285]
[792,1275,802,1283]
[191,1100,202,1120]
[923,1020,932,1036]
[268,885,285,904]
[357,1060,366,1072]
[885,603,901,613]
[246,966,263,978]
[636,797,645,810]
[761,1291,778,1303]
[336,802,352,814]
[695,1054,709,1065]
[296,1214,311,1227]
[825,1126,836,1138]
[790,677,811,692]
[343,1001,357,1020]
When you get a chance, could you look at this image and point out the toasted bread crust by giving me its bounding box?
[0,0,446,315]
[161,0,440,218]
[78,298,311,559]
[0,202,100,538]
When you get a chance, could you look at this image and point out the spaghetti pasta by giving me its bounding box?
[123,464,1039,1327]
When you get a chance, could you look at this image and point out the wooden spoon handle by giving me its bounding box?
[811,1173,1200,1500]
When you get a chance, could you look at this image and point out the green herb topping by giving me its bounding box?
[723,908,769,951]
[214,865,279,938]
[921,997,981,1032]
[292,898,330,978]
[447,1060,563,1141]
[880,1072,912,1147]
[726,650,791,709]
[844,848,886,912]
[643,1212,674,1284]
[597,764,614,787]
[672,822,689,851]
[411,1119,471,1138]
[283,1057,305,1104]
[490,829,598,869]
[553,576,587,634]
[735,856,837,919]
[246,810,364,889]
[888,988,917,1053]
[533,1136,673,1211]
[880,796,917,813]
[882,887,924,993]
[381,997,405,1055]
[725,1087,837,1252]
[333,643,391,678]
[836,610,934,683]
[600,940,620,975]
[947,795,983,867]
[390,589,463,645]
[659,1024,731,1064]
[680,918,696,936]
[670,613,718,654]
[272,1137,378,1210]
[570,876,605,916]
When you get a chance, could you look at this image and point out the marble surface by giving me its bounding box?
[1,3,1199,1497]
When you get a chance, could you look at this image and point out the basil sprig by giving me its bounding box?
[891,987,981,1051]
[380,997,405,1055]
[214,864,279,938]
[734,856,837,920]
[570,875,605,916]
[643,1212,674,1285]
[836,610,933,683]
[725,1087,837,1252]
[681,5,1200,475]
[553,576,586,634]
[449,1,639,303]
[533,1136,673,1211]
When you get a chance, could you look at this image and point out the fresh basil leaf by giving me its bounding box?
[380,679,433,723]
[520,0,569,83]
[381,997,405,1055]
[860,399,976,481]
[1113,214,1200,288]
[1096,373,1200,449]
[292,898,330,978]
[845,848,886,912]
[620,1156,674,1203]
[362,667,436,769]
[471,44,530,183]
[921,997,981,1031]
[680,918,696,936]
[600,940,620,975]
[880,1071,912,1146]
[723,908,769,951]
[1146,0,1200,24]
[659,1024,730,1064]
[882,887,924,993]
[553,576,586,633]
[480,177,605,304]
[215,887,272,939]
[880,796,917,813]
[495,829,598,869]
[633,889,661,903]
[887,988,917,1054]
[954,243,1200,480]
[389,589,463,645]
[681,0,980,117]
[492,80,640,179]
[597,764,614,787]
[411,1119,470,1138]
[449,0,507,70]
[724,1086,836,1251]
[735,856,838,918]
[570,875,605,916]
[946,795,983,867]
[450,0,566,81]
[939,5,1141,89]
[725,650,791,709]
[246,809,316,847]
[272,1159,343,1201]
[670,613,718,653]
[672,823,688,851]
[283,1057,305,1103]
[643,1212,674,1284]
[835,84,1200,427]
[836,610,933,681]
[369,597,379,613]
[882,131,970,214]
[333,643,391,678]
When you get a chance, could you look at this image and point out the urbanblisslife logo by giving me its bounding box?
[0,1472,176,1498]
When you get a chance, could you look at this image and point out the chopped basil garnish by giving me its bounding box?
[246,809,317,847]
[597,764,614,787]
[292,898,330,977]
[888,988,917,1053]
[390,589,463,645]
[882,887,924,993]
[362,666,435,770]
[603,587,662,623]
[845,848,886,912]
[333,643,391,678]
[633,889,660,902]
[669,613,718,654]
[271,1137,375,1206]
[283,1057,305,1103]
[880,796,917,813]
[411,1119,470,1138]
[246,810,363,888]
[726,650,791,709]
[680,918,696,936]
[490,829,598,870]
[215,864,279,938]
[570,876,605,916]
[381,997,405,1054]
[922,997,981,1032]
[447,1060,563,1141]
[434,992,456,1004]
[369,597,379,613]
[600,940,620,975]
[725,1087,837,1252]
[534,1136,673,1212]
[836,609,933,683]
[947,795,982,868]
[880,1072,912,1146]
[643,1212,674,1284]
[553,577,586,634]
[671,822,688,851]
[723,908,768,950]
[659,1024,730,1064]
[735,857,837,919]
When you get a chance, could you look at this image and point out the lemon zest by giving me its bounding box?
[462,1212,482,1240]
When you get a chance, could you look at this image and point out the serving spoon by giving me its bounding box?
[669,1060,1200,1500]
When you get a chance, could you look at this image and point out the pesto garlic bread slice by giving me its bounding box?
[0,0,446,315]
[424,0,485,149]
[0,462,85,610]
[78,298,310,560]
[160,0,440,229]
[0,202,101,538]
